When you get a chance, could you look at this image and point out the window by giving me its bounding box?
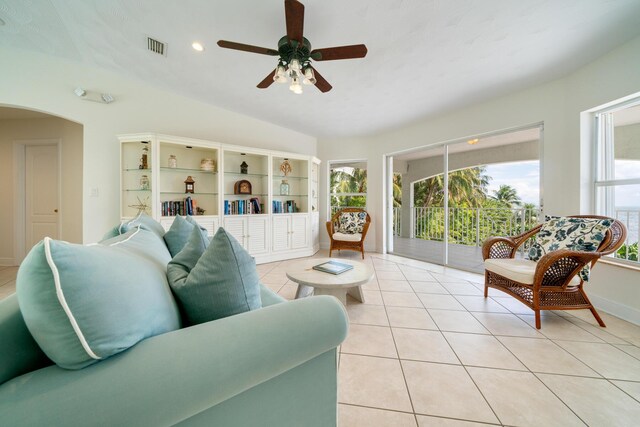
[329,161,367,215]
[594,100,640,263]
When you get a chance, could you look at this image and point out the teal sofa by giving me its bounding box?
[0,229,348,426]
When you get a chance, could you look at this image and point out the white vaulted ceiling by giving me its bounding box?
[1,0,640,138]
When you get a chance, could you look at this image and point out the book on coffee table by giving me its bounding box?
[312,260,354,275]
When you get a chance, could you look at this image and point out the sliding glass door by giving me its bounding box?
[390,127,542,273]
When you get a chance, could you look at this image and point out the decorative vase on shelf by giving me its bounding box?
[140,175,150,190]
[280,179,290,196]
[168,155,177,169]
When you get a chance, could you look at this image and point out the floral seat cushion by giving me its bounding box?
[527,216,613,282]
[338,212,367,234]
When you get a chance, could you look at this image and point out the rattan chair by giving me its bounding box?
[482,215,626,329]
[326,208,371,259]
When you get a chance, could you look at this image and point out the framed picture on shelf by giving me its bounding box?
[234,180,252,195]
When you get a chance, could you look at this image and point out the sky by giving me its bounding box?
[485,160,539,205]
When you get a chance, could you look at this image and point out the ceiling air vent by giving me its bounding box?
[146,36,167,56]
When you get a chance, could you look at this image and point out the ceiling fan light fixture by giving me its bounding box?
[289,76,302,94]
[274,64,288,83]
[289,58,301,72]
[302,67,316,85]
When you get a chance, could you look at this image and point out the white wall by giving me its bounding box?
[318,35,640,323]
[0,47,317,244]
[0,116,83,265]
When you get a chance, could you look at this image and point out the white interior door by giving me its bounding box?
[25,144,59,249]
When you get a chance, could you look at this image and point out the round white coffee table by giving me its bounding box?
[286,258,374,306]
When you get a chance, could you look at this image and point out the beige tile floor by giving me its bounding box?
[3,252,640,426]
[260,251,640,427]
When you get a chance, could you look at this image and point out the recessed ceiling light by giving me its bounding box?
[467,138,479,145]
[192,42,204,52]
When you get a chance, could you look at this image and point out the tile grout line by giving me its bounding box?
[476,317,591,426]
[373,261,419,424]
[438,328,505,426]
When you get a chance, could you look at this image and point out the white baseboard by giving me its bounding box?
[0,257,16,267]
[590,293,640,326]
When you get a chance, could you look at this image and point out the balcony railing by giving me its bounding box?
[615,209,640,262]
[389,206,639,264]
[411,207,540,248]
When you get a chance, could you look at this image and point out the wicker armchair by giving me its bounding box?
[482,215,626,329]
[326,208,371,259]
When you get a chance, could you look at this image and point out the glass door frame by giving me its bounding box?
[384,123,544,271]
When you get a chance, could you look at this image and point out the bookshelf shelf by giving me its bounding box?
[161,191,218,195]
[120,133,321,263]
[160,167,217,174]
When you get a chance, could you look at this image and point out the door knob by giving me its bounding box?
[54,209,58,213]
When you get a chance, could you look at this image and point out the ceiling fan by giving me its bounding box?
[217,0,367,94]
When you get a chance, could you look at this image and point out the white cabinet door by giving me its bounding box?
[247,216,268,255]
[223,216,247,248]
[272,215,291,252]
[311,212,320,247]
[192,216,218,236]
[291,215,309,249]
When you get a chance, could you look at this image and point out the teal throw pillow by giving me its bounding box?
[164,215,209,257]
[528,216,613,282]
[17,228,181,370]
[100,226,120,241]
[120,212,166,239]
[167,227,262,325]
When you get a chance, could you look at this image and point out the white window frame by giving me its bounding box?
[327,160,368,217]
[593,96,640,265]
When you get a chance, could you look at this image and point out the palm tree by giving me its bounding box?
[491,185,521,208]
[414,166,490,208]
[393,174,402,207]
[330,167,367,209]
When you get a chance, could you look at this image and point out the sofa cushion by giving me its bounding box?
[0,294,52,385]
[485,258,580,286]
[16,228,181,370]
[527,216,612,281]
[167,227,262,325]
[333,232,362,242]
[338,212,366,234]
[120,212,166,239]
[164,215,209,257]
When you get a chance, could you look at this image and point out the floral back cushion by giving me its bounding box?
[338,212,367,234]
[527,216,613,282]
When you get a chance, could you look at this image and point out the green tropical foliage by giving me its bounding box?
[414,167,490,208]
[405,167,538,246]
[330,166,367,211]
[616,242,638,261]
[491,185,522,208]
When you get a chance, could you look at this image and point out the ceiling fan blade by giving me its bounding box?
[285,0,304,44]
[310,44,368,61]
[310,66,332,93]
[257,70,276,89]
[217,40,279,56]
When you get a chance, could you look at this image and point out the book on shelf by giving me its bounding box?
[272,200,297,214]
[161,197,197,217]
[312,260,354,275]
[224,197,261,215]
